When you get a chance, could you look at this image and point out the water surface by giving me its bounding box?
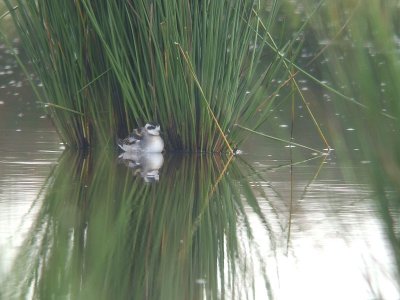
[0,42,399,300]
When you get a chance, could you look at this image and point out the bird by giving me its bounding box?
[117,122,164,153]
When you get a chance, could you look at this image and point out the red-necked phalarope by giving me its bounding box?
[117,122,164,153]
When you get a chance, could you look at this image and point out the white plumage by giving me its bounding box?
[117,122,164,153]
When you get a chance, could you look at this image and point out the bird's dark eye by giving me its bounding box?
[147,125,156,130]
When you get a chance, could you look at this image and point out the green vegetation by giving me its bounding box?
[304,0,400,264]
[2,0,400,296]
[3,0,310,152]
[0,149,275,299]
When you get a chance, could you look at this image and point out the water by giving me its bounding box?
[0,44,62,281]
[1,47,399,300]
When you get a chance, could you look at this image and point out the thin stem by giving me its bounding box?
[235,124,328,155]
[176,43,234,154]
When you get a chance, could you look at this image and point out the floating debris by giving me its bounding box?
[234,149,243,155]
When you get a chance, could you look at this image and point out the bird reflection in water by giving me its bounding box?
[118,152,164,182]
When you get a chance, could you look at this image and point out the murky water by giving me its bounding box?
[1,44,399,300]
[0,43,62,281]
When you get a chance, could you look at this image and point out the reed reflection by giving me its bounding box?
[1,149,271,300]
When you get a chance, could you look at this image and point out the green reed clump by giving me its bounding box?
[3,0,297,152]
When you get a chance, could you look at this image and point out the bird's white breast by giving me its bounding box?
[144,136,164,153]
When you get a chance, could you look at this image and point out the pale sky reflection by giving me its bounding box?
[240,180,400,300]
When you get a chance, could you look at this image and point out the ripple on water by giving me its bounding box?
[0,56,61,275]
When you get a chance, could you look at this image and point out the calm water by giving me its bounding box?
[0,44,399,300]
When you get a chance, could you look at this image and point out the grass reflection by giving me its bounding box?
[1,149,275,299]
[304,0,400,275]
